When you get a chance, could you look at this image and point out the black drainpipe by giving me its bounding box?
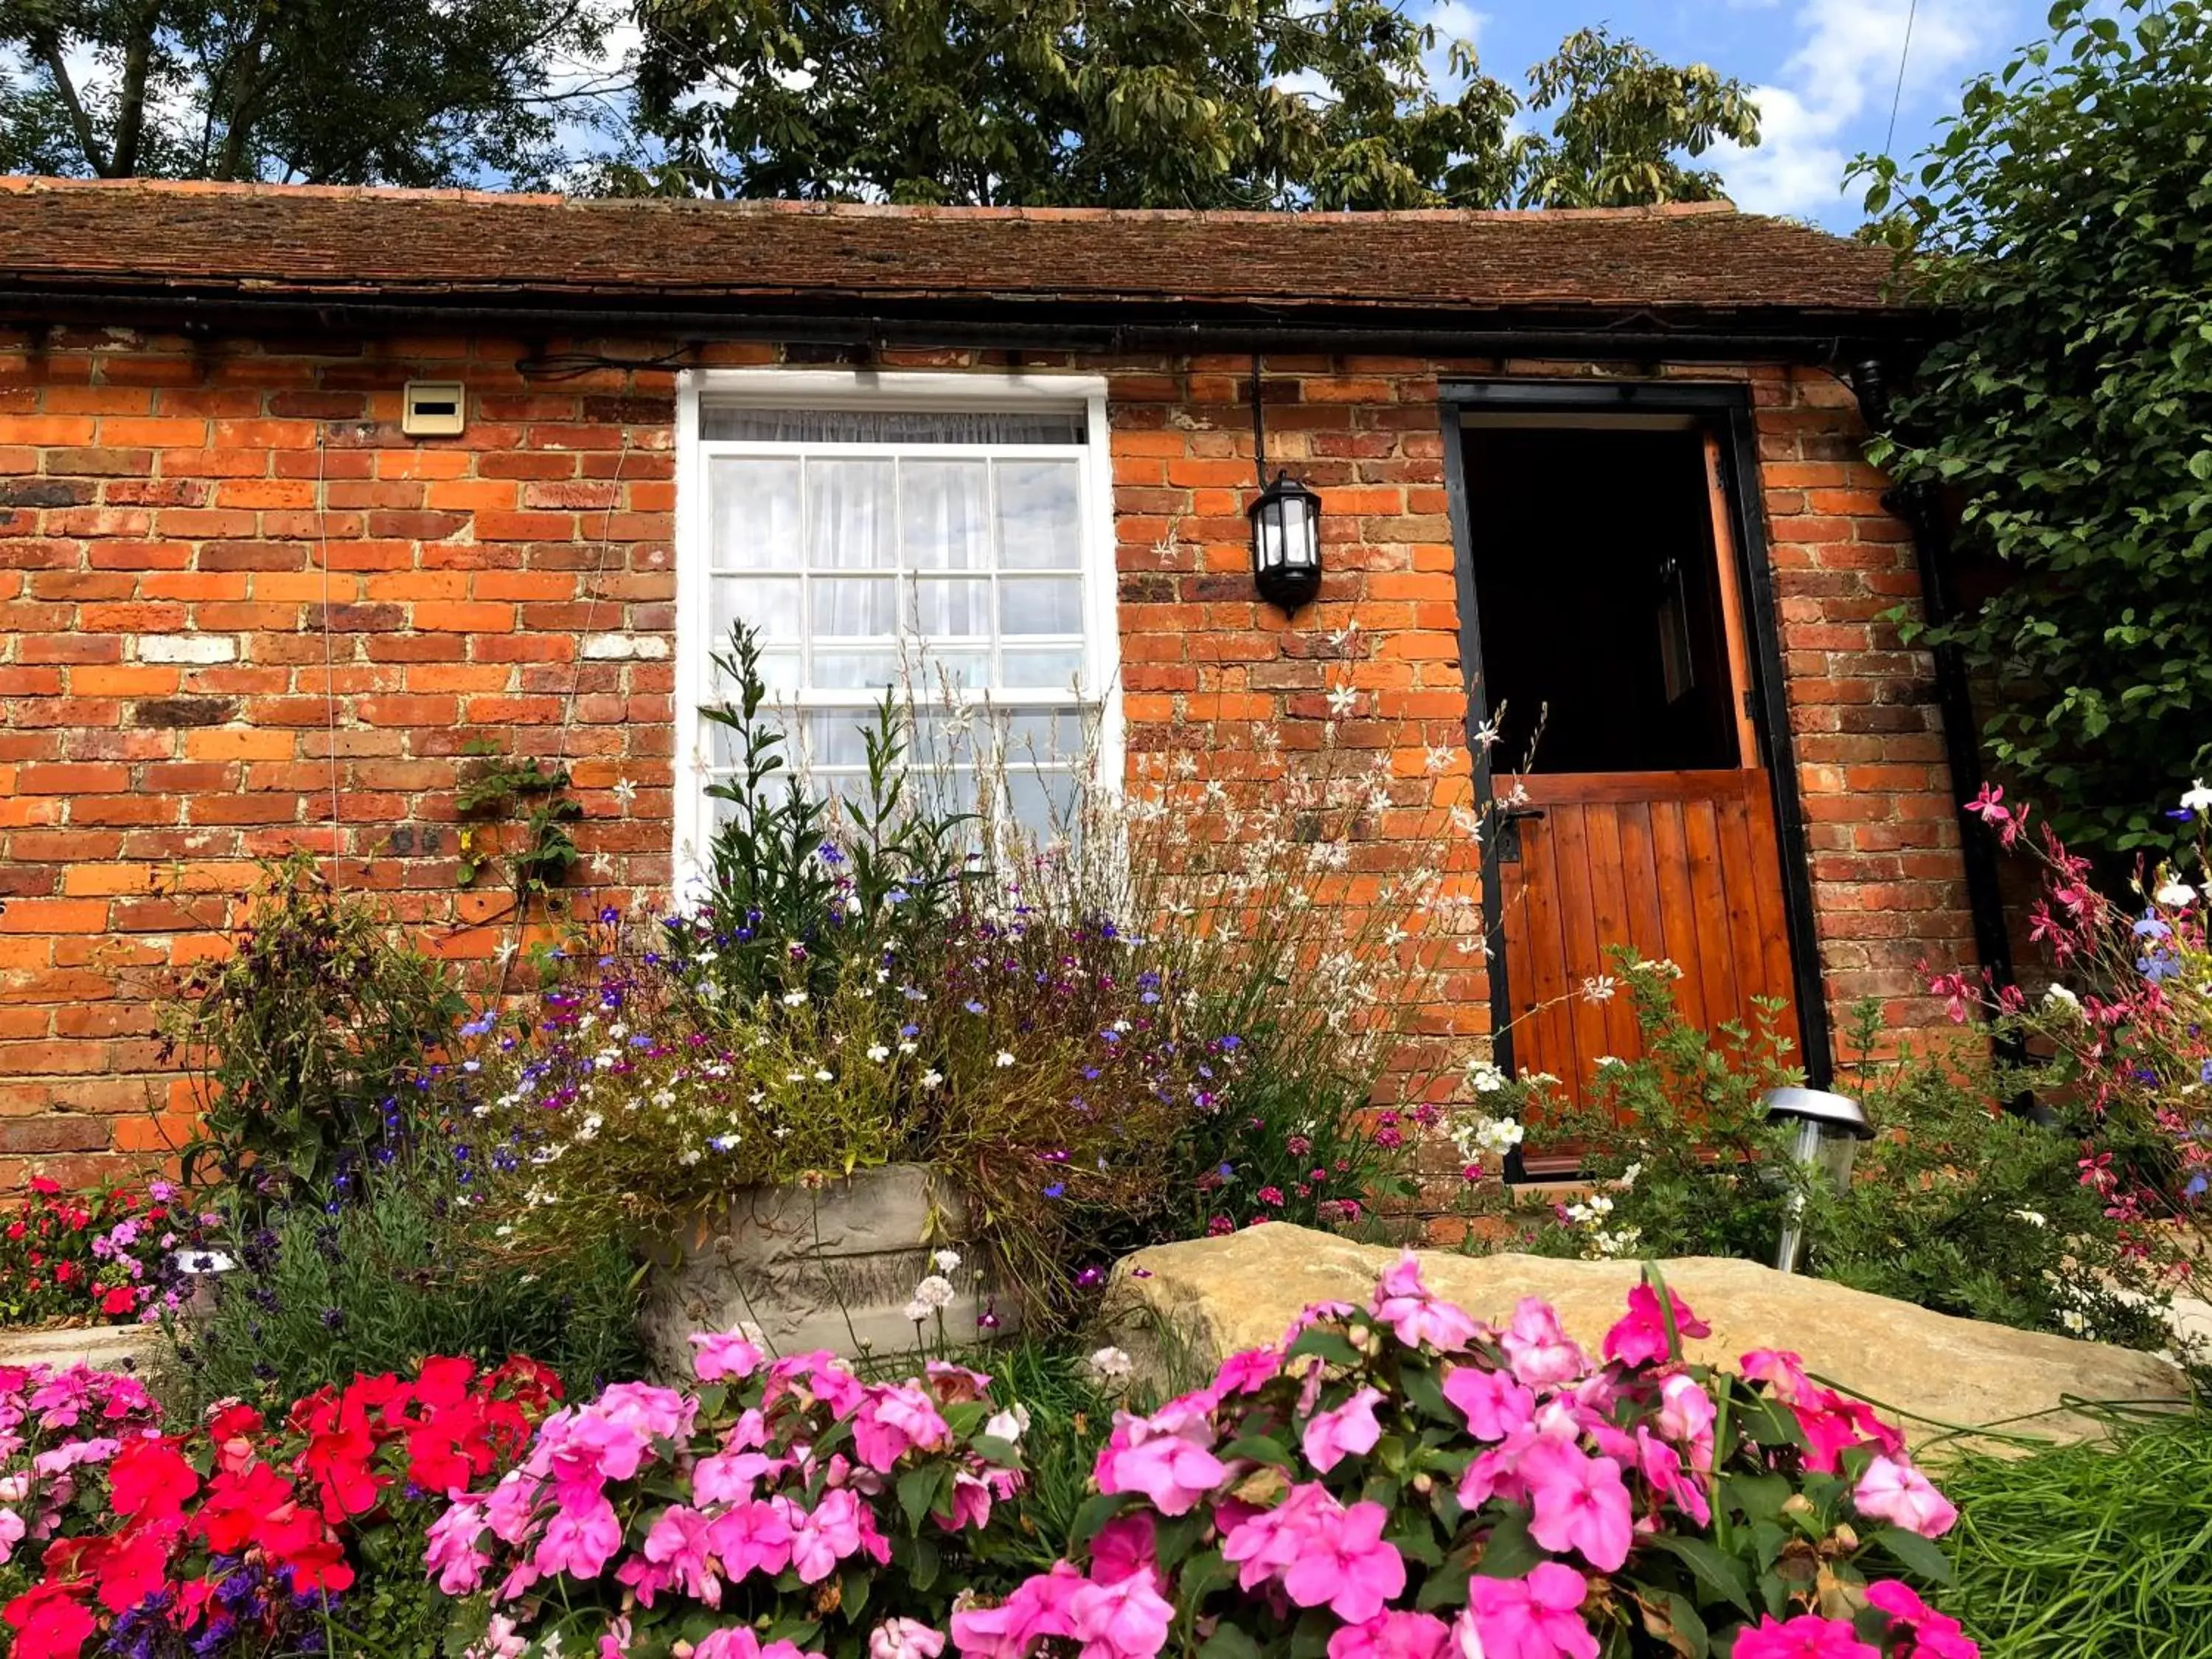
[1847,361,2034,1091]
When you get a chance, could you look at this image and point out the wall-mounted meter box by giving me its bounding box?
[401,381,466,437]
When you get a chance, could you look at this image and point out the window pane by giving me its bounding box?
[996,460,1082,569]
[712,574,801,644]
[1005,769,1079,838]
[807,712,877,771]
[999,644,1084,689]
[812,647,903,691]
[712,458,801,569]
[811,577,898,636]
[995,706,1083,762]
[807,460,896,570]
[908,576,991,637]
[704,408,1085,444]
[902,461,991,569]
[1001,577,1084,636]
[907,650,990,695]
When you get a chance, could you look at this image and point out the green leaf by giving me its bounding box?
[1284,1326,1364,1368]
[1868,1526,1955,1585]
[897,1464,948,1533]
[1642,1534,1754,1615]
[1472,1508,1545,1579]
[1664,1592,1711,1658]
[1200,1625,1262,1659]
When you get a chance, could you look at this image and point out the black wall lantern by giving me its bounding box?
[1247,356,1322,611]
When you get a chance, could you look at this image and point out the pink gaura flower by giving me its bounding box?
[532,1489,624,1579]
[1280,1499,1406,1624]
[870,1619,949,1659]
[1095,1433,1226,1516]
[1730,1614,1881,1659]
[1442,1365,1536,1441]
[689,1331,766,1383]
[1370,1255,1480,1352]
[1601,1281,1711,1367]
[1517,1439,1633,1571]
[1458,1561,1598,1659]
[1302,1386,1385,1473]
[1865,1580,1980,1659]
[1328,1610,1453,1659]
[1500,1300,1587,1389]
[1854,1455,1959,1539]
[1067,1566,1175,1659]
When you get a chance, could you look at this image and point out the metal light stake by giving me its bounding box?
[1764,1086,1871,1274]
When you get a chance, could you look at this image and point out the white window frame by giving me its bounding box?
[672,366,1121,897]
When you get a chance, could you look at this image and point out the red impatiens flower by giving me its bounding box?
[1,1581,94,1659]
[108,1436,200,1522]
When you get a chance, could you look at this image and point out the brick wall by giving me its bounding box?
[0,328,1976,1191]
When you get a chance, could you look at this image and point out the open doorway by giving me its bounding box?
[1455,409,1802,1147]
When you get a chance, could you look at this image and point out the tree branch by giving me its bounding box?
[31,32,110,175]
[108,0,170,178]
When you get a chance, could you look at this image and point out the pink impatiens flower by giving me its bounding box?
[1500,1299,1587,1389]
[706,1495,796,1579]
[423,1501,490,1595]
[689,1330,766,1383]
[1211,1348,1285,1396]
[1067,1567,1175,1659]
[1279,1499,1407,1623]
[1302,1386,1385,1473]
[1090,1513,1158,1585]
[1865,1579,1980,1659]
[532,1490,624,1579]
[1601,1281,1711,1367]
[1655,1372,1717,1468]
[1517,1439,1633,1571]
[1730,1614,1881,1659]
[854,1383,951,1473]
[1370,1255,1481,1352]
[950,1561,1085,1659]
[1854,1455,1960,1539]
[1328,1610,1452,1659]
[1458,1561,1598,1659]
[1442,1365,1536,1441]
[870,1619,950,1659]
[1095,1433,1227,1516]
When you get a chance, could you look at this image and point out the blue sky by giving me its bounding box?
[1436,0,2045,229]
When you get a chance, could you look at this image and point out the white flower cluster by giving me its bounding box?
[902,1267,958,1324]
[1453,1113,1525,1162]
[1087,1345,1134,1382]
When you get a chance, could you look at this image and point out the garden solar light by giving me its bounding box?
[1764,1085,1871,1274]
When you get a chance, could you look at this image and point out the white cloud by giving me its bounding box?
[1711,0,1991,219]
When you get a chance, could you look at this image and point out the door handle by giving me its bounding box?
[1494,804,1545,864]
[1498,805,1548,824]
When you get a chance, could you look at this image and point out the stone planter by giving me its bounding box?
[0,1321,167,1374]
[639,1164,1010,1371]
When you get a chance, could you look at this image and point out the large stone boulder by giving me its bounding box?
[1104,1225,2188,1450]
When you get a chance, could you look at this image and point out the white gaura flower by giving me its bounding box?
[2155,877,2197,908]
[611,776,639,807]
[1425,744,1456,773]
[995,1051,1015,1068]
[1088,1346,1134,1382]
[1326,683,1359,717]
[1580,975,1618,1004]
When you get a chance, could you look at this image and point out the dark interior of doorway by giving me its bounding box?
[1461,425,1739,774]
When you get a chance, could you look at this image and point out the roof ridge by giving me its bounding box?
[0,174,1761,226]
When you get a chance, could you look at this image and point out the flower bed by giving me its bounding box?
[0,1178,212,1330]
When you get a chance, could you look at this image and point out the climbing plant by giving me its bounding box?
[454,742,583,915]
[1850,0,2212,856]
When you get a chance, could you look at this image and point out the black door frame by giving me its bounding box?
[1438,378,1835,1132]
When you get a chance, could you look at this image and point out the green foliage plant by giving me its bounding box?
[454,740,585,913]
[1935,1407,2212,1659]
[155,850,466,1189]
[163,1142,645,1418]
[1850,0,2212,857]
[624,1,1755,211]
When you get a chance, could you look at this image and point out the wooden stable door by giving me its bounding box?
[1461,418,1801,1131]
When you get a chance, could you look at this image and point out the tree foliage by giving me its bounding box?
[1851,0,2212,855]
[0,0,616,185]
[621,1,1757,209]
